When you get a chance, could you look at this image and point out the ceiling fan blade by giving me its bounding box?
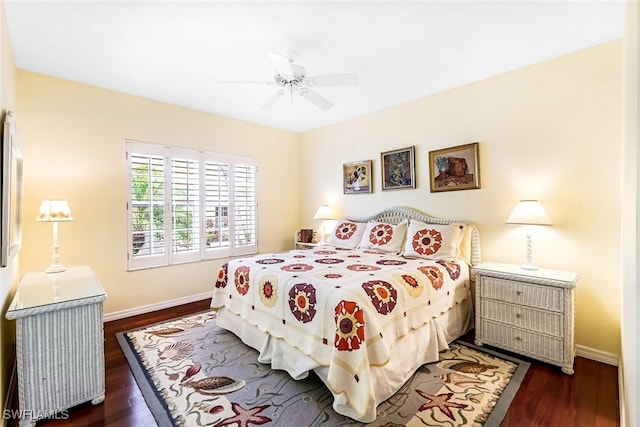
[261,90,285,110]
[298,89,334,110]
[310,73,359,86]
[268,53,295,76]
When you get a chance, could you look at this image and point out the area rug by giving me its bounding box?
[117,311,529,427]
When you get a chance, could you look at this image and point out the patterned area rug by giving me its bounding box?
[117,311,529,427]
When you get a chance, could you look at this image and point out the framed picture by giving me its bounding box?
[1,111,24,267]
[343,160,372,194]
[381,146,415,190]
[428,142,480,192]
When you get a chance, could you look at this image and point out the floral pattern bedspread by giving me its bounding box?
[210,246,470,421]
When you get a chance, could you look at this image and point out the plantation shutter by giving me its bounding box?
[170,149,201,264]
[127,142,169,270]
[204,159,231,258]
[126,141,257,270]
[232,163,257,255]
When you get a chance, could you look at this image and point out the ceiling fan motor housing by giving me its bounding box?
[221,53,358,110]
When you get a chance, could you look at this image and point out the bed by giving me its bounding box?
[210,206,481,422]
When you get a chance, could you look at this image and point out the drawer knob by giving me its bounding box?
[515,313,522,319]
[516,291,522,296]
[515,336,522,341]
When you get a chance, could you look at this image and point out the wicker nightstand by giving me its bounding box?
[6,266,107,426]
[294,230,321,249]
[472,262,578,374]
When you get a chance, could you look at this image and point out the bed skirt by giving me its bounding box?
[215,292,474,422]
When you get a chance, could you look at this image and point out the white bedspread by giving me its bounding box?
[210,246,472,422]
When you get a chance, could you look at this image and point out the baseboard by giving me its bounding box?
[575,344,620,366]
[102,291,212,322]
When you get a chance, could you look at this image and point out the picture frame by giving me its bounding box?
[343,160,372,194]
[428,142,480,192]
[1,111,24,267]
[381,146,415,190]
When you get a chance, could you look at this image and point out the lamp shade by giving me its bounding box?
[506,200,552,226]
[37,200,73,222]
[313,205,334,220]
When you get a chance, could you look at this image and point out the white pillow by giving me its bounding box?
[402,220,465,261]
[357,220,408,253]
[328,220,367,249]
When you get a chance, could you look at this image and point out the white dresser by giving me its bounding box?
[472,262,578,374]
[5,266,107,426]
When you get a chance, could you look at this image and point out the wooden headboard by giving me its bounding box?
[346,206,481,266]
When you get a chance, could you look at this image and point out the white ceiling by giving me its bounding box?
[4,1,626,133]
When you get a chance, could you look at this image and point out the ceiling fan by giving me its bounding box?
[220,53,358,111]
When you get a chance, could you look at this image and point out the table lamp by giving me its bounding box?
[37,200,73,273]
[506,200,552,270]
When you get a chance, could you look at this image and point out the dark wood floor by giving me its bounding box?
[7,299,619,427]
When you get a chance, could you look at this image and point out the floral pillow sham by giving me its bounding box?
[402,220,465,261]
[327,220,367,249]
[357,219,408,253]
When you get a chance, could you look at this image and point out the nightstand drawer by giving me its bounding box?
[480,320,564,362]
[480,277,563,312]
[481,299,563,337]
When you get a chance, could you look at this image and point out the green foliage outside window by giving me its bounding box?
[173,204,194,251]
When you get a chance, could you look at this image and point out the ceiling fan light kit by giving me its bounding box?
[220,53,358,110]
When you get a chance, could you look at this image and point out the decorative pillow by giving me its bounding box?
[357,220,408,253]
[327,220,367,249]
[402,220,465,261]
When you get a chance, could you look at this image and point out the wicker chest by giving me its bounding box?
[5,266,107,426]
[472,262,578,374]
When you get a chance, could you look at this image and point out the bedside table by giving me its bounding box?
[472,262,578,374]
[6,266,107,426]
[295,241,323,249]
[294,230,321,249]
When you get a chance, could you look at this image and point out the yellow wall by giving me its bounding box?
[16,71,302,313]
[10,38,623,360]
[0,0,17,419]
[301,42,622,356]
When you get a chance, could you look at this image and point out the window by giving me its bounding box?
[126,141,257,270]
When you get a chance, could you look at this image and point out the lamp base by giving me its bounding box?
[520,263,538,271]
[46,263,66,274]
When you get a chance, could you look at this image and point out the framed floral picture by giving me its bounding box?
[428,142,480,192]
[343,160,372,194]
[381,146,415,190]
